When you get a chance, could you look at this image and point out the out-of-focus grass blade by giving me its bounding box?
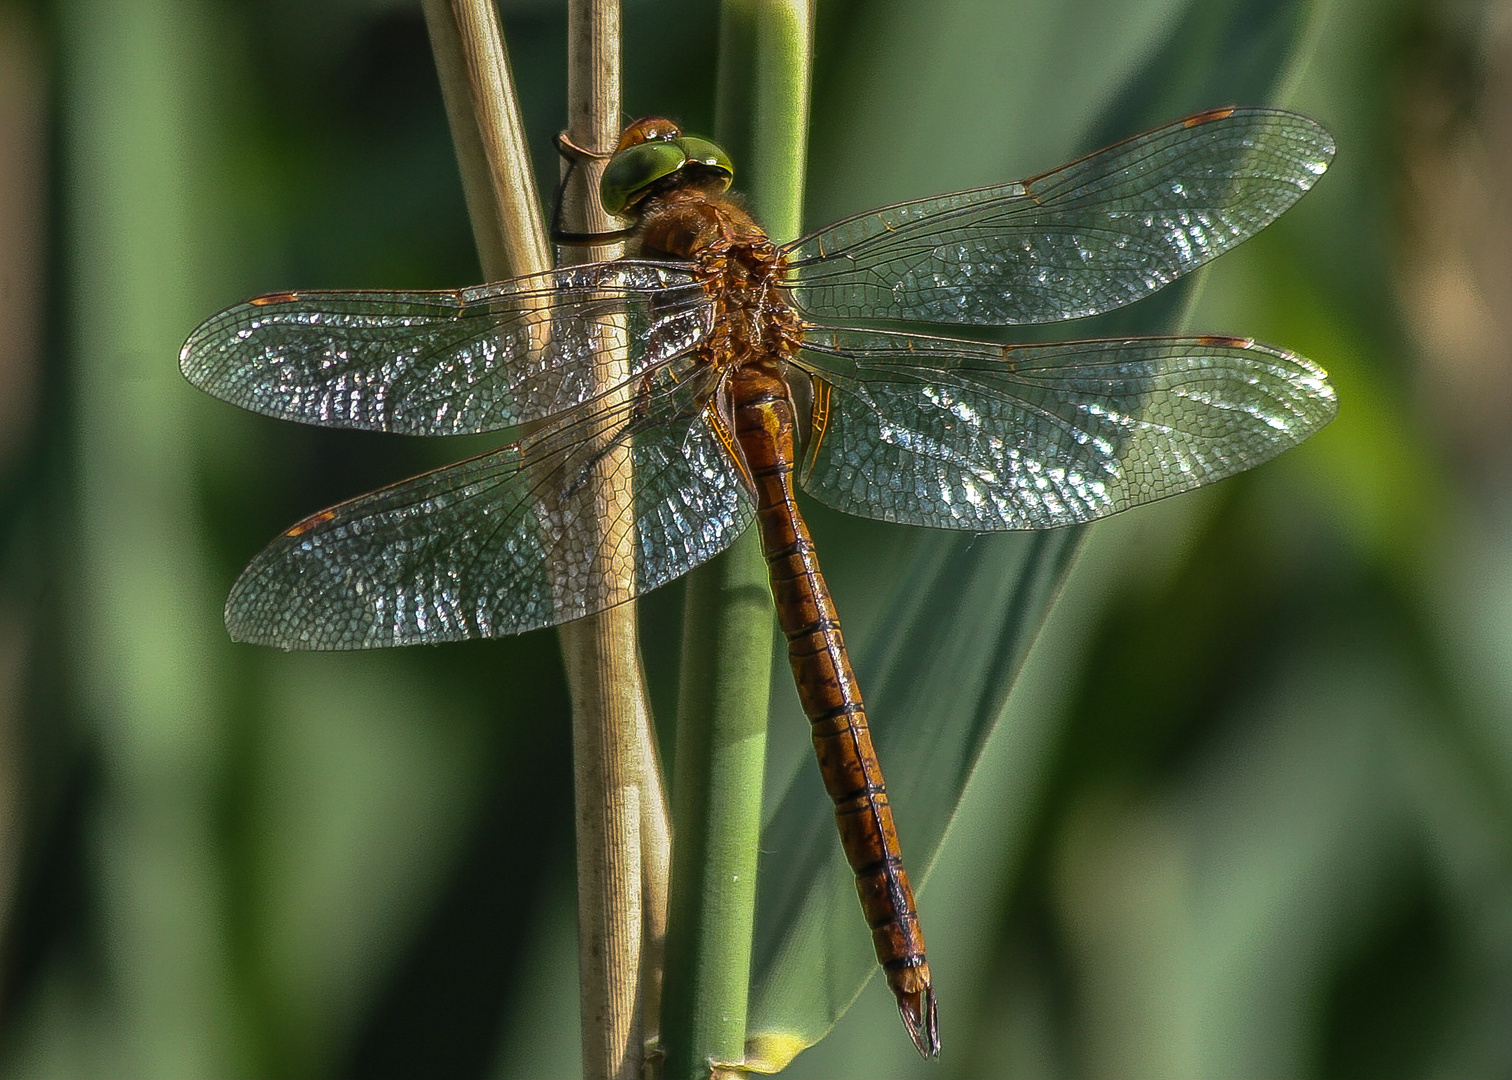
[743,0,1321,1066]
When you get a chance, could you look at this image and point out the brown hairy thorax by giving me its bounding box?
[631,183,805,375]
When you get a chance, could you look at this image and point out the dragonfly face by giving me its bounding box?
[598,116,734,216]
[181,106,1337,1058]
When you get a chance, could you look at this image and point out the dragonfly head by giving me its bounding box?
[600,116,734,218]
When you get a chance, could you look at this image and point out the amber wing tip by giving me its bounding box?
[897,986,941,1058]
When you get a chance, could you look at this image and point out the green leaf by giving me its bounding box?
[743,0,1323,1067]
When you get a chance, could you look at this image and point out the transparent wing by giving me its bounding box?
[225,362,754,649]
[180,261,711,435]
[796,327,1336,530]
[782,108,1333,326]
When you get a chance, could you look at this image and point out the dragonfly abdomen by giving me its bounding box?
[729,363,940,1058]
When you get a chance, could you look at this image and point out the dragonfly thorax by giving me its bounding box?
[634,186,804,373]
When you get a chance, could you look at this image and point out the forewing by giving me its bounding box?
[225,362,754,649]
[782,108,1333,326]
[181,261,710,435]
[797,327,1336,530]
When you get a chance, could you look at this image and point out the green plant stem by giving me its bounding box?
[663,530,772,1077]
[662,2,812,1076]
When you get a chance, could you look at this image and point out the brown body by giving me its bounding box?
[633,174,939,1053]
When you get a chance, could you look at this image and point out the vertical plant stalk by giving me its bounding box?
[423,3,661,1078]
[66,0,242,1071]
[662,2,813,1077]
[422,0,548,278]
[558,2,670,1079]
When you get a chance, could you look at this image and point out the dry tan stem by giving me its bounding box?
[557,4,669,1079]
[423,0,549,278]
[422,2,658,1077]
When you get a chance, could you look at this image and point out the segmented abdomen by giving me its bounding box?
[728,362,936,1051]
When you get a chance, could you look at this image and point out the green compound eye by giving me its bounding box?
[674,137,734,179]
[599,136,735,216]
[600,141,686,216]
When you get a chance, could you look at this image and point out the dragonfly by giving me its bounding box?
[181,106,1336,1058]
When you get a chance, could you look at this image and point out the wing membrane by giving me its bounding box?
[181,261,710,435]
[782,109,1333,326]
[796,327,1336,530]
[225,362,754,649]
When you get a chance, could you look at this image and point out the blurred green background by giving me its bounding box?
[3,0,1511,1077]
